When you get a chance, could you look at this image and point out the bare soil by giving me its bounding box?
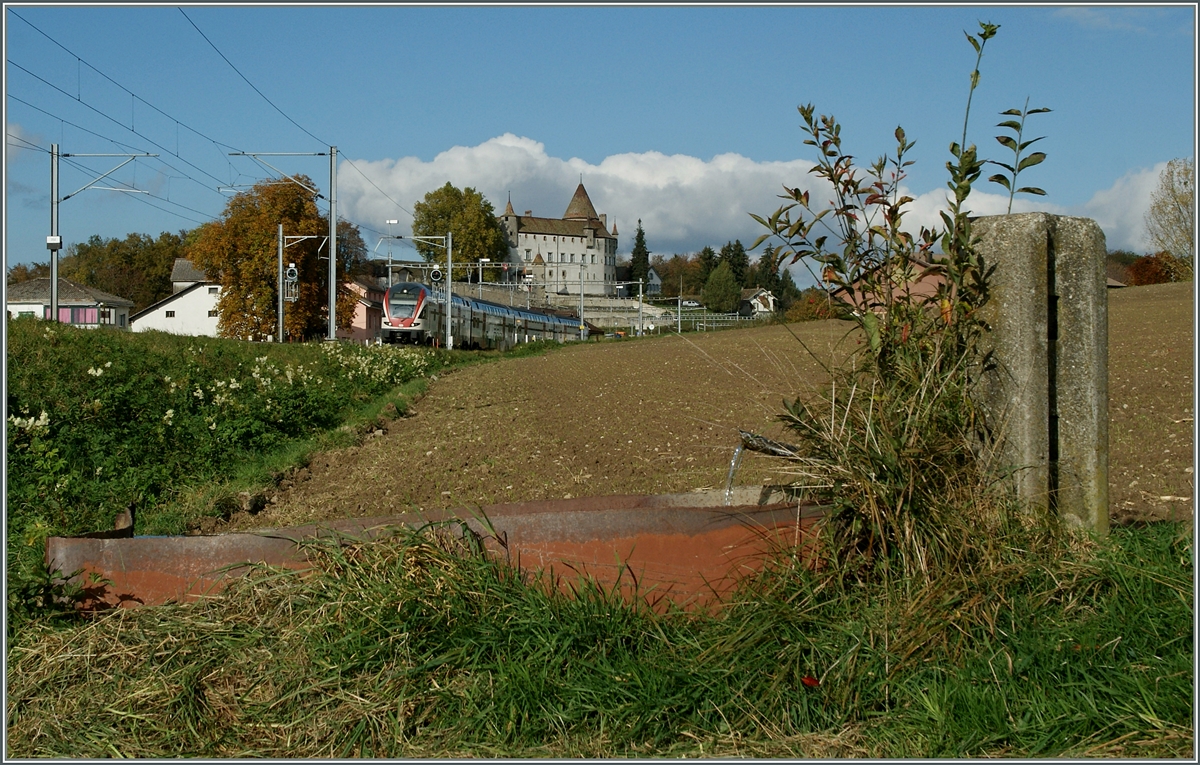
[1105,281,1194,524]
[222,282,1193,532]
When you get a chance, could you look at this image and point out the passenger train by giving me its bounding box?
[381,282,586,348]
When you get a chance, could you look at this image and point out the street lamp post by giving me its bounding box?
[579,264,587,341]
[478,258,490,298]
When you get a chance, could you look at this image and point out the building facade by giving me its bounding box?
[6,277,133,329]
[499,184,619,296]
[130,259,220,336]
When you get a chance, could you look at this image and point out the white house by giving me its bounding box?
[738,287,777,318]
[499,184,620,296]
[5,277,133,329]
[130,259,221,336]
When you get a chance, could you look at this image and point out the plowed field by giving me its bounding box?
[222,282,1193,532]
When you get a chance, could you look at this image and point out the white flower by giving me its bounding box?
[87,367,103,377]
[163,409,174,425]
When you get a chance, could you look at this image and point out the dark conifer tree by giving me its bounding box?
[631,220,650,285]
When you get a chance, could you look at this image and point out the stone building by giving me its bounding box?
[499,184,619,296]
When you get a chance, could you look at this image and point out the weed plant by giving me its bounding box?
[749,22,1054,582]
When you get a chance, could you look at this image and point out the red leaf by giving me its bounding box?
[801,675,820,688]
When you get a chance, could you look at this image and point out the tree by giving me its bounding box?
[630,219,650,285]
[652,253,702,298]
[752,244,782,294]
[189,175,360,341]
[702,261,741,313]
[57,231,187,312]
[1144,158,1194,277]
[775,267,803,311]
[718,240,749,287]
[411,183,508,279]
[5,261,49,285]
[696,245,718,285]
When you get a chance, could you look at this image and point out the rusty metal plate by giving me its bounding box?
[45,491,825,611]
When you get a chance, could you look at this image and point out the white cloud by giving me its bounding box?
[1053,8,1149,34]
[339,133,824,257]
[1075,163,1164,252]
[5,122,42,166]
[338,133,1159,262]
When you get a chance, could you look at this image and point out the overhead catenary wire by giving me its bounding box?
[7,8,244,154]
[10,9,399,243]
[179,7,329,149]
[7,93,231,201]
[7,60,233,189]
[176,9,413,221]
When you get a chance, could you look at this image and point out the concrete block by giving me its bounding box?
[973,213,1108,532]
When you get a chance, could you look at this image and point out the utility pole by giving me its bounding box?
[579,265,586,341]
[278,224,284,342]
[327,146,337,341]
[49,144,59,322]
[446,230,453,349]
[678,272,683,335]
[638,279,644,337]
[48,146,155,322]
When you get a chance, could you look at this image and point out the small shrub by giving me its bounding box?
[1127,251,1181,285]
[785,287,837,322]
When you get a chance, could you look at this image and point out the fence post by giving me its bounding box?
[974,213,1109,534]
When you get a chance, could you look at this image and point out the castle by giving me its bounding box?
[499,183,620,296]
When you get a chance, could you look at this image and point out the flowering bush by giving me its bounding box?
[5,318,446,555]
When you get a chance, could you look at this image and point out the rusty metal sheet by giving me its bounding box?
[45,491,826,611]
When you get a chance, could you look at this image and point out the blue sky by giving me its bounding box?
[4,4,1196,283]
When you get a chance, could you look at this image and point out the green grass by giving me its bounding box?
[6,516,1192,758]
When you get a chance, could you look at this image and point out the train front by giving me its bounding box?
[381,282,429,343]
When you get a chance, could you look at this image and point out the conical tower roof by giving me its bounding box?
[563,183,600,220]
[504,194,515,216]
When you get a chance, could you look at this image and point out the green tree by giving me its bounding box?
[411,182,508,279]
[752,244,782,293]
[189,175,360,341]
[57,231,186,312]
[775,267,803,311]
[718,240,749,287]
[630,219,650,285]
[696,245,718,285]
[1144,158,1194,278]
[702,261,740,313]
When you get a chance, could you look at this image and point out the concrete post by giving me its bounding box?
[974,213,1108,534]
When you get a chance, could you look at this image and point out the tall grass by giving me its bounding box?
[5,518,1191,758]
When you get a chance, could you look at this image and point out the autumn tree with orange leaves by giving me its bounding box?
[189,176,366,341]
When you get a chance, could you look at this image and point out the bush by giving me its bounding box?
[1127,251,1182,285]
[785,287,837,322]
[5,318,446,587]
